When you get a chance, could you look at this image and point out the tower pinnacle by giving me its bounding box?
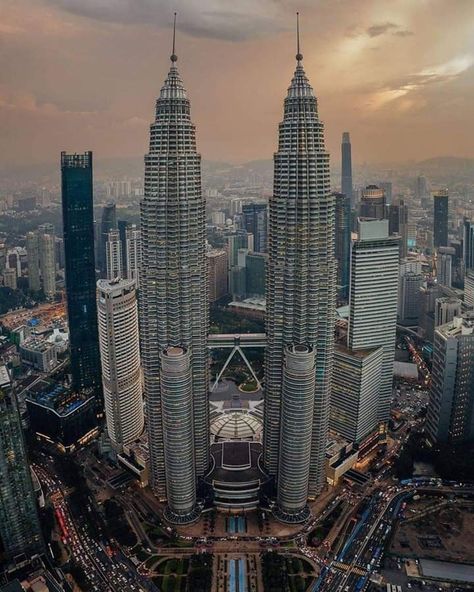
[296,12,303,63]
[171,12,177,63]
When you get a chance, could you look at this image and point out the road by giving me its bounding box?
[33,456,157,592]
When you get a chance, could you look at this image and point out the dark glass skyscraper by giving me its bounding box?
[360,185,386,220]
[463,217,474,271]
[389,199,408,258]
[0,365,43,559]
[433,189,449,248]
[61,152,102,407]
[341,132,353,209]
[334,192,351,300]
[242,203,268,253]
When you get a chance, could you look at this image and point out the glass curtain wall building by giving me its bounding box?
[0,365,43,559]
[61,152,102,408]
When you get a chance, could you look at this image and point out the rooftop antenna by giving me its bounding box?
[296,11,303,63]
[171,12,177,63]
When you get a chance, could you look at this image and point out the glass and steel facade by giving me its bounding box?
[242,203,268,253]
[61,152,102,408]
[348,219,399,424]
[0,366,43,559]
[334,192,351,300]
[140,52,209,515]
[341,131,353,209]
[264,52,336,505]
[433,190,449,249]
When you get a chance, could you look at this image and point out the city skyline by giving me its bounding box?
[1,1,474,168]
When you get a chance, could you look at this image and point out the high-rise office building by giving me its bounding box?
[3,267,17,290]
[415,175,428,202]
[207,250,228,303]
[433,189,449,248]
[330,342,383,444]
[0,365,43,559]
[242,203,268,253]
[398,262,423,326]
[334,192,351,300]
[38,223,55,236]
[388,199,408,259]
[140,40,208,522]
[105,228,123,280]
[61,152,102,405]
[26,231,41,292]
[464,270,474,308]
[125,224,141,286]
[226,231,254,269]
[97,278,143,451]
[360,185,386,220]
[341,132,353,209]
[99,201,117,276]
[39,232,56,297]
[435,297,462,327]
[348,219,399,424]
[437,246,455,288]
[463,218,474,272]
[378,182,392,206]
[265,36,336,521]
[246,252,266,298]
[418,279,439,342]
[427,313,474,445]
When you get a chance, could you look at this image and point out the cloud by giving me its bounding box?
[44,0,293,41]
[368,54,474,109]
[393,29,413,38]
[366,22,398,37]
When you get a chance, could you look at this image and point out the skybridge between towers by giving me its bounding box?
[208,333,266,392]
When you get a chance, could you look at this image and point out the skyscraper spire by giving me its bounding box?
[296,11,303,63]
[171,12,177,63]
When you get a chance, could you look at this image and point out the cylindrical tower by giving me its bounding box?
[276,344,315,522]
[97,278,143,451]
[160,346,198,523]
[39,233,56,297]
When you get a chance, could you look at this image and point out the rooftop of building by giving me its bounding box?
[19,337,55,353]
[25,379,93,416]
[0,364,11,389]
[437,313,474,338]
[335,341,383,359]
[97,277,136,294]
[326,431,354,460]
[228,297,266,311]
[206,441,267,485]
[210,409,263,441]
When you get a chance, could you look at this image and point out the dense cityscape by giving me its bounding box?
[1,4,474,592]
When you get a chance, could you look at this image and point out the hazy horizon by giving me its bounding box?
[2,0,474,168]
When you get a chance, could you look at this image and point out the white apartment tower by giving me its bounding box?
[125,224,141,286]
[106,229,123,280]
[97,278,144,450]
[39,233,56,297]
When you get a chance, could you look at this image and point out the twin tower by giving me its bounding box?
[140,27,336,524]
